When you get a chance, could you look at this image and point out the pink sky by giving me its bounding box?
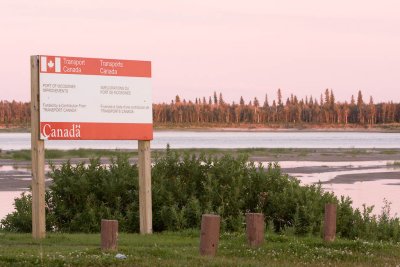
[1,0,399,104]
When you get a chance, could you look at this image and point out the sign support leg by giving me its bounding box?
[138,140,152,234]
[31,56,46,239]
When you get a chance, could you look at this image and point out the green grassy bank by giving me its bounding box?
[1,231,400,266]
[1,147,399,162]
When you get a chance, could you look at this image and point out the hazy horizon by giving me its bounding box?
[1,1,399,103]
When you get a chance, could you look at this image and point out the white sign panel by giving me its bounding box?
[39,55,152,140]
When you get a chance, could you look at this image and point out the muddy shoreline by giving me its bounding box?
[2,126,400,133]
[321,172,400,184]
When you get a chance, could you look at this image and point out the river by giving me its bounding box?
[1,131,400,150]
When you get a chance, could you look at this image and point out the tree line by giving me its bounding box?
[0,100,30,127]
[154,89,400,126]
[1,89,399,127]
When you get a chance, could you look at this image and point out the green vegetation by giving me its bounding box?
[1,231,400,266]
[2,148,400,242]
[1,148,399,163]
[0,149,138,161]
[2,148,400,265]
[0,148,290,162]
[345,149,367,157]
[380,149,399,155]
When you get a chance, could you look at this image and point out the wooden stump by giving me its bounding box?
[101,219,118,251]
[246,213,265,248]
[199,214,220,256]
[324,204,337,242]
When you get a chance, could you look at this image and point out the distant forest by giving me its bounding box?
[155,89,399,127]
[1,89,400,128]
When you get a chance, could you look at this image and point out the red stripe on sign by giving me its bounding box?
[40,122,153,140]
[39,56,151,77]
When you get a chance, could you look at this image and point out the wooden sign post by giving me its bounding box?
[30,55,153,238]
[138,140,152,233]
[31,56,46,239]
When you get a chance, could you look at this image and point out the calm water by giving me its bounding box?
[1,131,400,150]
[278,161,400,217]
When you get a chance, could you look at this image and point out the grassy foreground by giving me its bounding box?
[1,231,400,266]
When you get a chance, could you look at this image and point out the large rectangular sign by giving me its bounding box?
[39,55,152,140]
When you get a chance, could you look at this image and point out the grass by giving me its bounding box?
[0,147,314,162]
[381,150,399,155]
[1,148,399,162]
[0,148,273,162]
[0,149,139,161]
[1,230,400,266]
[345,149,367,157]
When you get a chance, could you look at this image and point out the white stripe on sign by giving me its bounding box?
[41,56,47,72]
[55,57,61,72]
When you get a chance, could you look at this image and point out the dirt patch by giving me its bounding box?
[321,172,400,184]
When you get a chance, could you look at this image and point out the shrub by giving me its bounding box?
[2,149,400,242]
[48,156,139,232]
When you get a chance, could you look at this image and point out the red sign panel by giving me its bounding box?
[39,55,153,140]
[40,56,151,77]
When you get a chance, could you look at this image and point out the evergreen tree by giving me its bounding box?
[277,89,283,106]
[263,94,269,108]
[219,93,224,105]
[213,91,218,105]
[240,96,245,106]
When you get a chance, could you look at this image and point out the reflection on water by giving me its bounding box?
[0,191,24,221]
[289,169,398,184]
[333,181,400,217]
[0,165,29,171]
[274,161,400,216]
[278,161,390,168]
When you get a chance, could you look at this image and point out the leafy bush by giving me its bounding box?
[0,191,55,232]
[48,156,139,232]
[2,148,400,241]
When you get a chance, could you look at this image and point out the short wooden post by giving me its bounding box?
[246,213,264,248]
[138,140,152,234]
[31,55,46,239]
[199,214,220,256]
[324,203,337,242]
[101,219,118,250]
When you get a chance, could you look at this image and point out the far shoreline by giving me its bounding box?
[1,147,399,166]
[1,124,400,133]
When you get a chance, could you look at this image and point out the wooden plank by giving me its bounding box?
[31,55,46,239]
[138,140,152,234]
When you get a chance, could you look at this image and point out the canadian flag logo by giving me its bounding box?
[40,56,61,73]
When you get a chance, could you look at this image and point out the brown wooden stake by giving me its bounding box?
[101,219,118,251]
[31,55,46,239]
[324,203,337,242]
[246,213,265,248]
[138,140,152,234]
[199,214,221,256]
